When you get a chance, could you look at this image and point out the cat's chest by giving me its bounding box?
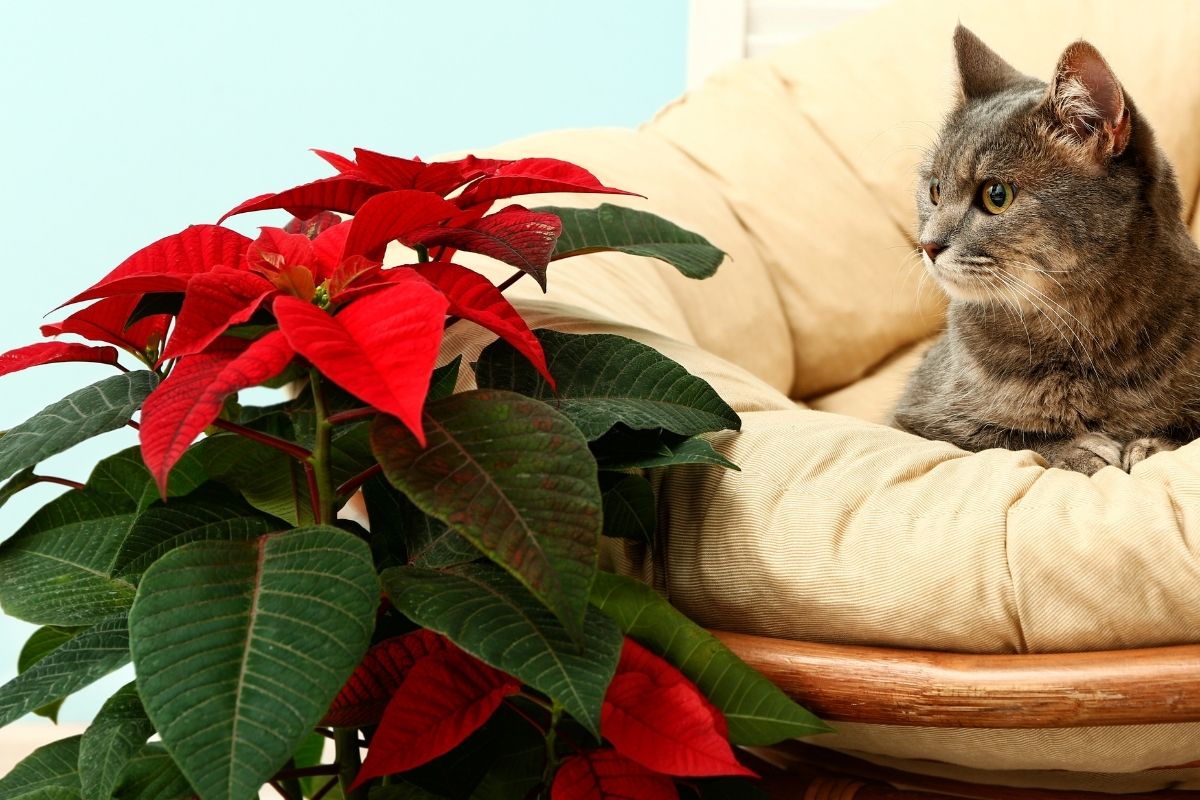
[957,356,1128,434]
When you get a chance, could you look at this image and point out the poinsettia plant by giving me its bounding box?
[0,147,827,800]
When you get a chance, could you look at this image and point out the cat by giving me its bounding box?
[892,25,1200,476]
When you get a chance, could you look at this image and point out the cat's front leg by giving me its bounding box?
[1121,436,1182,470]
[1037,433,1123,475]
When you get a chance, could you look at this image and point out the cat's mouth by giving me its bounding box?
[925,255,998,302]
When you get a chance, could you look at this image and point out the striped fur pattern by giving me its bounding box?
[893,26,1200,474]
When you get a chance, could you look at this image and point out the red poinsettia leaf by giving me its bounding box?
[42,296,169,355]
[426,155,515,192]
[246,228,315,274]
[312,148,359,175]
[414,262,553,387]
[350,148,428,189]
[139,331,295,495]
[284,210,345,240]
[452,158,640,209]
[311,220,354,279]
[552,750,678,800]
[408,205,561,290]
[321,629,450,728]
[341,189,462,260]
[219,175,386,222]
[0,341,120,378]
[62,274,193,304]
[601,639,754,778]
[328,256,389,304]
[65,225,250,306]
[273,279,448,444]
[350,646,520,788]
[159,268,276,361]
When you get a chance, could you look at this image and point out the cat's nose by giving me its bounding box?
[920,241,946,262]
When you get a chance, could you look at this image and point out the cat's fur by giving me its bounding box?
[892,26,1200,475]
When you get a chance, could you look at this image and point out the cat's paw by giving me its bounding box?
[1121,436,1180,470]
[1042,432,1123,475]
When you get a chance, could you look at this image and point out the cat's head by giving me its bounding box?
[917,26,1178,306]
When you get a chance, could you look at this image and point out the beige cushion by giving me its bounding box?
[434,0,1200,789]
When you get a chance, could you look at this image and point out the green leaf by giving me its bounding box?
[0,371,159,484]
[599,473,656,543]
[0,467,40,511]
[361,474,477,571]
[590,572,830,744]
[17,625,84,722]
[476,331,741,440]
[191,432,314,526]
[112,744,194,800]
[371,390,600,637]
[591,427,740,471]
[0,736,81,799]
[0,447,208,625]
[112,486,283,579]
[86,447,208,514]
[79,682,155,800]
[0,487,137,625]
[382,562,622,738]
[0,614,131,728]
[428,356,462,402]
[536,203,726,279]
[129,526,378,800]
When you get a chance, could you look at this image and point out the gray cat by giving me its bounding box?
[892,25,1200,475]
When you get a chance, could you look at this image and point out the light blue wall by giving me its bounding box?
[0,0,687,724]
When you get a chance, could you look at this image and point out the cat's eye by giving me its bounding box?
[980,179,1015,214]
[928,177,941,205]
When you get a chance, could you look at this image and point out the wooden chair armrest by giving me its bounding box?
[712,630,1200,728]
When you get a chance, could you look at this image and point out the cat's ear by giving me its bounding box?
[1048,41,1131,158]
[954,24,1025,100]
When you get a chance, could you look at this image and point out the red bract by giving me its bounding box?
[139,332,295,495]
[601,640,755,778]
[552,750,678,800]
[158,268,276,362]
[453,158,640,210]
[218,175,386,222]
[407,205,562,290]
[42,295,169,356]
[0,342,119,378]
[319,148,514,197]
[340,190,461,260]
[322,630,450,728]
[350,644,520,789]
[65,224,250,306]
[283,210,343,239]
[414,262,554,387]
[159,223,366,362]
[273,280,448,445]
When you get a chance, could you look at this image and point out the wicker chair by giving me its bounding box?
[718,632,1200,798]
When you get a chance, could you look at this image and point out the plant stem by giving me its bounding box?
[307,369,335,525]
[415,244,429,263]
[335,728,366,800]
[541,700,564,788]
[276,760,303,800]
[336,463,382,497]
[212,419,312,461]
[326,407,376,426]
[276,765,340,778]
[311,777,340,800]
[496,269,526,293]
[32,475,85,490]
